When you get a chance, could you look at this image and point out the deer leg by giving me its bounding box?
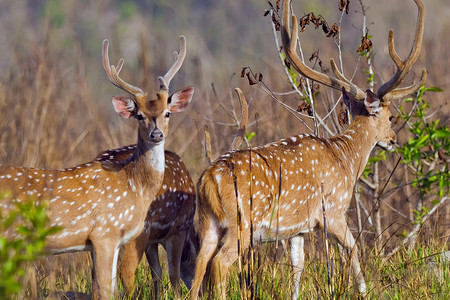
[210,231,243,300]
[118,229,148,298]
[92,242,120,300]
[164,233,186,299]
[179,228,198,291]
[190,221,220,300]
[327,220,366,295]
[290,235,305,300]
[91,251,99,300]
[146,243,162,300]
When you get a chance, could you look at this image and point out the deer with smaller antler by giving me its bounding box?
[0,36,193,299]
[99,88,247,299]
[90,146,197,299]
[189,0,426,299]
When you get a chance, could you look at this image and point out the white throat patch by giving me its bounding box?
[149,143,165,174]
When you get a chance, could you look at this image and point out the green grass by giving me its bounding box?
[22,239,448,299]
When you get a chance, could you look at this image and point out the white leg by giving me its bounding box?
[111,245,120,294]
[290,235,305,300]
[92,242,118,299]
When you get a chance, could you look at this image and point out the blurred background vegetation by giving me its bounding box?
[0,0,448,169]
[0,0,448,298]
[0,0,448,172]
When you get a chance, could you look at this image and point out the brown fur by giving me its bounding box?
[190,101,396,300]
[197,170,227,225]
[93,146,198,299]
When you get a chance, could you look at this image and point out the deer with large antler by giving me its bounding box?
[189,0,426,299]
[0,36,193,299]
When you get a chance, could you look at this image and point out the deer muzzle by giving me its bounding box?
[150,128,164,144]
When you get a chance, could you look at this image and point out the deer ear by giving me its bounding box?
[364,90,382,116]
[112,96,136,118]
[342,87,352,108]
[342,87,367,117]
[169,86,194,112]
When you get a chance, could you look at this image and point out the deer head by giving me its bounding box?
[103,37,194,148]
[342,88,397,149]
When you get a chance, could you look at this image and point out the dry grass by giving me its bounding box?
[0,0,448,298]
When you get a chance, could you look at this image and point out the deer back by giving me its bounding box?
[197,109,394,242]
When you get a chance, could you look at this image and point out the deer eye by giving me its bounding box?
[165,112,172,118]
[389,116,394,122]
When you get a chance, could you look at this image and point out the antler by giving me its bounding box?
[377,0,427,102]
[229,88,249,151]
[102,40,145,97]
[281,0,426,103]
[203,88,249,164]
[158,35,187,90]
[281,0,366,101]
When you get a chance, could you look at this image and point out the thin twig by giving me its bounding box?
[383,196,448,261]
[269,9,336,136]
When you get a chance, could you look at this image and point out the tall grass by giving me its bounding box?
[0,0,448,298]
[128,239,448,299]
[29,238,446,299]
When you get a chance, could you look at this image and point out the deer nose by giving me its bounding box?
[150,128,164,143]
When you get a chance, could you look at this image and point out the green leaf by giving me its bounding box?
[246,131,256,141]
[415,134,429,147]
[423,87,443,92]
[431,128,450,139]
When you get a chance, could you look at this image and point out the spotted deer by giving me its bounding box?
[0,36,194,299]
[100,88,247,299]
[189,0,426,299]
[90,145,197,299]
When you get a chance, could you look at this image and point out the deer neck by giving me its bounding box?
[329,116,378,182]
[125,136,165,198]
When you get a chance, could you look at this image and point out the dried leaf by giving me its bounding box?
[298,77,307,90]
[326,24,339,37]
[322,23,329,34]
[296,103,304,112]
[311,13,320,28]
[297,102,313,116]
[357,32,373,53]
[338,108,349,126]
[240,67,248,78]
[338,0,350,14]
[256,73,263,81]
[309,51,319,62]
[246,72,257,85]
[272,13,281,31]
[298,13,337,39]
[318,60,323,69]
